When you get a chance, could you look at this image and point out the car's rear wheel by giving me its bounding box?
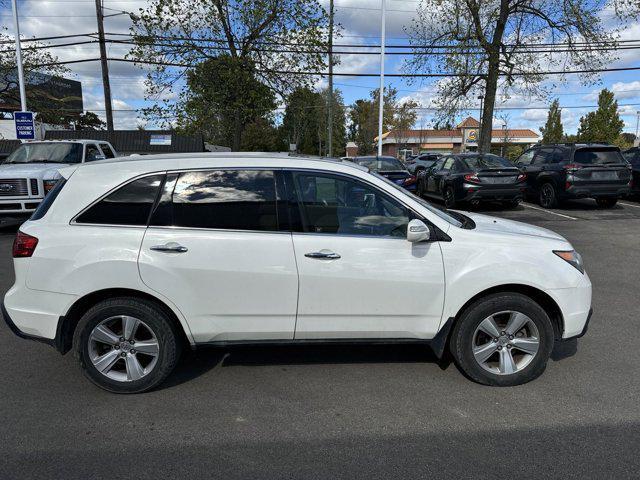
[73,297,181,394]
[450,293,555,386]
[539,182,559,208]
[444,186,457,208]
[595,197,617,208]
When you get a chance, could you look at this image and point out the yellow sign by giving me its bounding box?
[467,130,478,143]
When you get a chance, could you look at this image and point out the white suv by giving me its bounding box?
[2,153,592,393]
[0,140,118,216]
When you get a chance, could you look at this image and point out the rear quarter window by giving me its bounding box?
[75,174,164,225]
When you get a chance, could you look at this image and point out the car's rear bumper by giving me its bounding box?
[564,183,630,199]
[3,283,77,345]
[461,184,526,201]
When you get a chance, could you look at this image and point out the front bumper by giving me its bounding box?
[546,271,592,339]
[564,183,630,199]
[0,199,41,214]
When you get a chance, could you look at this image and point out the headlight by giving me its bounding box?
[553,250,584,274]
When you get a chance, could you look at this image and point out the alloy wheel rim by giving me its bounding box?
[88,315,160,382]
[472,310,540,375]
[541,184,554,206]
[445,188,454,206]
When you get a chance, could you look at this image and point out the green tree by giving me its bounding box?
[540,99,564,144]
[70,111,106,131]
[129,0,329,130]
[174,55,275,150]
[281,87,323,154]
[348,87,401,155]
[405,0,618,153]
[576,89,624,144]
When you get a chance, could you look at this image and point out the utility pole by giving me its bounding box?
[95,0,114,131]
[327,0,334,157]
[11,0,27,111]
[377,0,386,157]
[635,111,640,146]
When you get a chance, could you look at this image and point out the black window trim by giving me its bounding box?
[69,166,447,239]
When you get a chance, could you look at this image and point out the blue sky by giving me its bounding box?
[2,0,639,135]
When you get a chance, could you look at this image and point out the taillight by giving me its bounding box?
[402,175,417,186]
[464,173,480,183]
[12,231,38,258]
[517,173,527,182]
[564,163,581,172]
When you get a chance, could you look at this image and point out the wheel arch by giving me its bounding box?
[449,284,564,340]
[56,288,193,355]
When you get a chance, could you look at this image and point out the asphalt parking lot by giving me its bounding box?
[1,198,640,479]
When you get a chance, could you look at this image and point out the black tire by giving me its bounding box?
[416,173,425,197]
[595,197,617,208]
[73,297,181,394]
[444,185,457,208]
[449,293,555,387]
[538,182,559,208]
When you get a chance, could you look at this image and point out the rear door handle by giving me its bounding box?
[150,242,188,253]
[305,250,341,260]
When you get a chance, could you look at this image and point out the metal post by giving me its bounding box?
[327,0,334,157]
[635,111,640,145]
[377,0,386,156]
[11,0,27,111]
[95,0,114,131]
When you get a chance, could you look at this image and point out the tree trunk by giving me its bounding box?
[480,52,500,153]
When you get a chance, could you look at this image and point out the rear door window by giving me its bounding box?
[515,150,535,166]
[75,174,164,225]
[150,170,278,231]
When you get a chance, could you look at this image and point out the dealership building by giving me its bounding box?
[370,117,540,158]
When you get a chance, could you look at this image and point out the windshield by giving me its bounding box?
[463,155,514,169]
[372,172,463,228]
[573,148,624,165]
[4,143,82,164]
[355,157,406,172]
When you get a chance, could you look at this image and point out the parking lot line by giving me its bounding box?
[619,201,640,209]
[521,202,578,220]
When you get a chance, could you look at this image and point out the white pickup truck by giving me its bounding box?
[0,139,118,216]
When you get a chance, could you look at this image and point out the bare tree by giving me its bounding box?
[405,0,618,152]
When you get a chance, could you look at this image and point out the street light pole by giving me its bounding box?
[635,111,640,146]
[95,0,114,131]
[11,0,27,111]
[327,0,334,157]
[377,0,386,157]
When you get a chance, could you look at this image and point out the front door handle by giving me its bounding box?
[150,242,188,253]
[305,250,341,260]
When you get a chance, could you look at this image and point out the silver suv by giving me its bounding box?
[0,139,117,216]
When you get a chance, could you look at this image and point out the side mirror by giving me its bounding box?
[407,219,431,243]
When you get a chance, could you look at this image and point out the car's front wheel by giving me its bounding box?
[444,186,457,208]
[450,293,555,386]
[73,297,181,393]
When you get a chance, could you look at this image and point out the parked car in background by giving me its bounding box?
[0,140,118,216]
[417,153,526,208]
[514,143,631,208]
[351,155,417,192]
[406,153,442,176]
[3,153,591,392]
[622,147,640,196]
